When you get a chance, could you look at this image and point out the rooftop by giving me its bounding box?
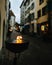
[9,10,15,17]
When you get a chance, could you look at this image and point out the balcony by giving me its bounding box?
[24,0,30,9]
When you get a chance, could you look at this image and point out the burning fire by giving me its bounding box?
[16,36,23,44]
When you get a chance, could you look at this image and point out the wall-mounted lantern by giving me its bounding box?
[41,25,45,31]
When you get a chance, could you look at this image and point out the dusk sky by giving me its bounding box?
[9,0,23,23]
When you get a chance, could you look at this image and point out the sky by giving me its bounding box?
[9,0,23,23]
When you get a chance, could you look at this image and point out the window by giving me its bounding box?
[42,6,48,16]
[28,0,30,5]
[28,13,34,21]
[37,10,41,18]
[25,11,27,15]
[26,2,28,6]
[48,2,52,11]
[28,7,30,13]
[31,3,34,10]
[39,0,44,5]
[25,18,28,23]
[31,13,34,21]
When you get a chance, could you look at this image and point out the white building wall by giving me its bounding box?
[24,0,37,33]
[20,4,25,24]
[10,16,15,30]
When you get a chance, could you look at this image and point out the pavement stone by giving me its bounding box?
[0,31,52,65]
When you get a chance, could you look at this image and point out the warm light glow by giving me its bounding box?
[46,24,48,27]
[17,36,22,40]
[41,25,45,31]
[20,36,22,39]
[16,36,23,44]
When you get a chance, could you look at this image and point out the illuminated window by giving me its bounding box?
[41,25,45,31]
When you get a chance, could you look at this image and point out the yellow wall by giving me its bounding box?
[0,0,6,50]
[35,0,48,24]
[37,14,48,23]
[36,0,47,10]
[29,0,48,32]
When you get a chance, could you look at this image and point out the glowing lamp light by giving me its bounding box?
[16,36,23,44]
[46,24,48,27]
[41,25,45,31]
[17,36,22,40]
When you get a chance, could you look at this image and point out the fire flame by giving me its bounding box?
[16,36,23,44]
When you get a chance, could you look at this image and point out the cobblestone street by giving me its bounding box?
[0,31,52,65]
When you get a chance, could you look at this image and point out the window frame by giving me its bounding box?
[42,5,48,16]
[31,13,35,21]
[31,3,34,10]
[37,10,41,19]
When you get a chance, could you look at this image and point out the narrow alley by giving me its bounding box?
[0,0,52,65]
[0,30,52,65]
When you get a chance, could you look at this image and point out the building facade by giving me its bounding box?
[20,1,25,32]
[20,0,52,37]
[36,0,48,36]
[20,0,38,33]
[36,0,52,38]
[9,10,15,30]
[0,0,10,50]
[20,1,25,25]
